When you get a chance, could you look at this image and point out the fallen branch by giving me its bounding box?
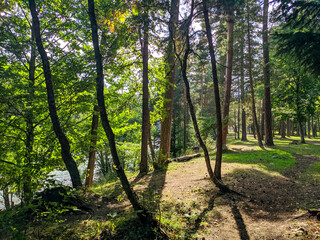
[170,153,201,162]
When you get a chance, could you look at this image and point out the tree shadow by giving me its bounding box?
[187,191,225,235]
[224,168,320,220]
[228,197,250,240]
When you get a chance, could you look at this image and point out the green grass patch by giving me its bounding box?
[222,147,295,173]
[299,162,320,185]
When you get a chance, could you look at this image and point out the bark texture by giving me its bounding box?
[140,10,150,175]
[203,0,223,180]
[157,0,180,165]
[247,10,263,147]
[222,6,235,148]
[262,0,274,146]
[29,0,82,188]
[85,105,99,188]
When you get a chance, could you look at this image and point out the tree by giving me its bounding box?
[247,1,262,147]
[157,0,179,166]
[85,105,99,188]
[28,0,82,188]
[202,0,223,180]
[139,1,150,175]
[221,0,236,149]
[262,0,274,146]
[87,0,160,227]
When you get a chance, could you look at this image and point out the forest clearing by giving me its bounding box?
[1,0,320,239]
[1,136,320,239]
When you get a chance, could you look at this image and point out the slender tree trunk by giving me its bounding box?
[299,121,306,143]
[237,105,240,139]
[179,0,228,191]
[29,0,82,188]
[85,105,99,188]
[280,119,286,138]
[222,7,235,148]
[241,109,247,141]
[287,119,291,137]
[203,0,223,180]
[3,188,10,209]
[148,129,156,163]
[312,117,317,137]
[307,117,311,138]
[158,0,179,166]
[261,99,265,139]
[247,12,262,146]
[262,0,274,146]
[87,0,161,227]
[183,84,188,153]
[140,10,150,175]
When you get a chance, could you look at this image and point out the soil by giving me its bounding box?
[128,142,320,239]
[29,141,320,240]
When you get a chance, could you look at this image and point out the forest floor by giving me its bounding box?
[1,135,320,240]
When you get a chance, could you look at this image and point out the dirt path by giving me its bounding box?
[130,144,320,239]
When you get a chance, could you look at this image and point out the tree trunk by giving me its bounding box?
[3,188,10,209]
[247,11,262,147]
[179,0,229,191]
[85,105,99,188]
[88,0,158,225]
[262,0,274,146]
[287,119,291,137]
[140,10,150,175]
[241,109,247,141]
[222,7,235,148]
[29,0,82,188]
[299,121,306,143]
[307,117,311,138]
[281,119,286,138]
[183,84,188,153]
[203,0,223,180]
[261,99,265,139]
[157,0,180,166]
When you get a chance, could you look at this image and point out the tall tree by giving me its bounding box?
[28,0,82,188]
[202,0,223,180]
[139,2,150,175]
[262,0,274,146]
[87,0,159,227]
[247,2,262,147]
[178,0,228,191]
[221,0,235,148]
[157,0,179,166]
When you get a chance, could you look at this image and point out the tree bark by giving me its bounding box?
[140,9,150,175]
[202,0,223,180]
[28,0,82,188]
[247,9,263,147]
[222,6,235,148]
[280,119,286,138]
[3,188,10,209]
[85,105,99,188]
[157,0,180,166]
[262,0,274,146]
[241,109,247,141]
